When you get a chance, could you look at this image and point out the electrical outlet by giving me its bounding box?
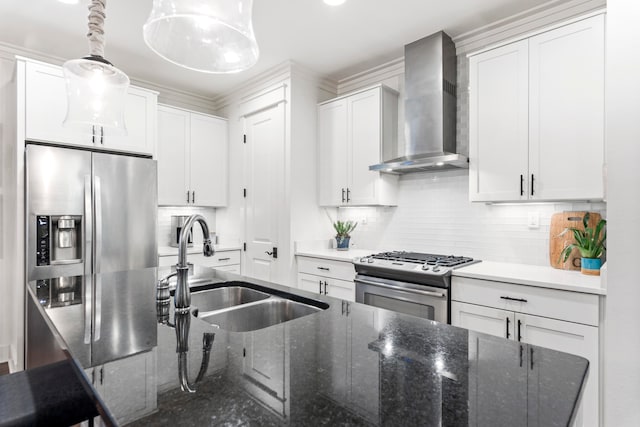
[527,212,540,229]
[360,217,367,225]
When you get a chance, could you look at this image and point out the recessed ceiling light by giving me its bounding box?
[324,0,346,6]
[58,0,80,4]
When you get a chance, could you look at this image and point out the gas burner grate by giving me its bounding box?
[368,251,475,267]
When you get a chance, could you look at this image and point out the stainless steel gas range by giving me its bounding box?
[354,252,480,324]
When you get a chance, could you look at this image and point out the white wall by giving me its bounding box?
[603,0,640,425]
[338,170,605,264]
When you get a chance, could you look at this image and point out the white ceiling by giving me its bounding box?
[0,0,558,99]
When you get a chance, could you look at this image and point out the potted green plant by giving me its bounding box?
[559,212,606,276]
[333,220,358,251]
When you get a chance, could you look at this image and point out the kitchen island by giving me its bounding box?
[26,266,589,426]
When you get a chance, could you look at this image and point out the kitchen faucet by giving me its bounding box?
[174,214,215,312]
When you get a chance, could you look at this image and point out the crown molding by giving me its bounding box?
[336,57,404,95]
[453,0,606,54]
[0,41,218,114]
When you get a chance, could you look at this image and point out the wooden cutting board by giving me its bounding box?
[549,211,602,270]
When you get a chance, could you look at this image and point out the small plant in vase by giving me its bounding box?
[333,220,358,251]
[559,212,606,276]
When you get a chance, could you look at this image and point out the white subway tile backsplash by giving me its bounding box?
[337,169,605,266]
[157,207,216,247]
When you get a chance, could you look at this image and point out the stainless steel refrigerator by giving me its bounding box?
[26,143,158,281]
[25,143,158,369]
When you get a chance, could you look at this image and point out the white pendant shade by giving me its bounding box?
[143,0,259,74]
[63,57,130,134]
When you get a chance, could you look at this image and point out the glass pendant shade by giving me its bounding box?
[62,56,130,134]
[143,0,259,73]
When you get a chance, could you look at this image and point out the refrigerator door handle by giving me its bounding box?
[83,275,92,344]
[84,175,92,276]
[94,275,102,342]
[94,176,103,274]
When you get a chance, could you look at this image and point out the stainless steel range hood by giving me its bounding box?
[370,31,467,173]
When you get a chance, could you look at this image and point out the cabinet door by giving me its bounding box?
[529,15,605,200]
[98,350,157,424]
[318,99,349,206]
[325,277,355,302]
[468,40,529,202]
[24,61,92,146]
[242,328,288,417]
[317,308,350,405]
[298,272,323,295]
[189,113,228,206]
[157,106,189,205]
[348,88,381,205]
[103,86,157,156]
[349,307,379,424]
[451,301,515,339]
[516,313,598,427]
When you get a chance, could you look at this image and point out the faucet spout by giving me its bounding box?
[175,214,214,311]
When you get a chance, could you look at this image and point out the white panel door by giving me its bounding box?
[348,88,381,205]
[325,277,355,302]
[469,40,529,202]
[103,87,156,156]
[528,15,605,200]
[517,313,599,427]
[157,106,189,205]
[451,301,515,340]
[24,61,91,146]
[318,99,349,206]
[190,113,228,206]
[244,103,284,283]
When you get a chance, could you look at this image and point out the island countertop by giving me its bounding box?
[26,267,589,426]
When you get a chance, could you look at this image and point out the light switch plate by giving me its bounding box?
[527,211,540,229]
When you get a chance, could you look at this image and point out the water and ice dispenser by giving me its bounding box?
[36,215,83,266]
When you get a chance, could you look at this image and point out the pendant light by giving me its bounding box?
[63,0,129,134]
[143,0,259,74]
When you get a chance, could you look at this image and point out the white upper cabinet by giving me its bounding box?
[528,15,605,200]
[318,85,399,207]
[469,15,605,202]
[22,58,157,156]
[157,105,228,207]
[469,40,529,202]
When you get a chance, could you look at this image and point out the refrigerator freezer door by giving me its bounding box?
[26,144,91,281]
[92,152,158,273]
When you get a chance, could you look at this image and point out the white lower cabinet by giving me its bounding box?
[317,303,379,424]
[85,350,157,425]
[296,256,356,301]
[452,277,600,427]
[158,250,241,273]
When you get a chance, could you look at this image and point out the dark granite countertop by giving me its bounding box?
[27,266,589,426]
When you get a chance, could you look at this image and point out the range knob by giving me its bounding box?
[432,266,441,273]
[368,258,374,263]
[421,265,430,271]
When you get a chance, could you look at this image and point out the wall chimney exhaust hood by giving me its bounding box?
[370,31,467,174]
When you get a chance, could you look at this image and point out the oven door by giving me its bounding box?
[355,275,449,324]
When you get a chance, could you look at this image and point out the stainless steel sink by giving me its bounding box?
[199,299,322,332]
[190,286,270,315]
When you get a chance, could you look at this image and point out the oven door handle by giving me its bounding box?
[354,278,446,298]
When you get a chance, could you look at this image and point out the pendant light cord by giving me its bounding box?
[87,0,106,57]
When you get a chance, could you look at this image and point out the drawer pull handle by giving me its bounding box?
[506,317,511,339]
[500,296,528,303]
[324,281,328,295]
[217,257,231,261]
[318,280,323,294]
[317,267,330,271]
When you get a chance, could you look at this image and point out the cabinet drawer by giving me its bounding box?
[215,264,240,274]
[191,251,240,267]
[159,250,240,268]
[451,277,599,326]
[297,256,355,281]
